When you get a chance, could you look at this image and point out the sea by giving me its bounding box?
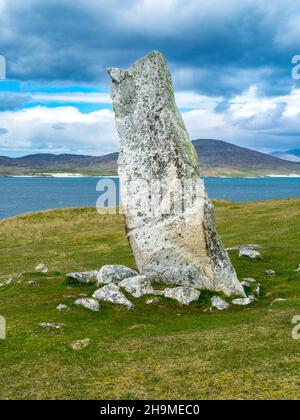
[0,176,300,219]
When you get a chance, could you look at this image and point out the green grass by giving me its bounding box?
[0,199,300,400]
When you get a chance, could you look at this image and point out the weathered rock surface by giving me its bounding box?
[67,271,98,284]
[211,296,229,311]
[75,298,100,312]
[243,278,257,283]
[70,338,90,351]
[56,304,68,311]
[163,286,200,305]
[119,275,154,297]
[38,322,63,330]
[239,249,261,259]
[97,265,138,285]
[93,284,133,308]
[232,296,256,306]
[35,263,49,273]
[265,270,276,276]
[108,51,245,297]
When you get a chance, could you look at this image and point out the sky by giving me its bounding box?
[0,0,300,157]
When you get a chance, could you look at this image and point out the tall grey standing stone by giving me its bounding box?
[107,51,245,297]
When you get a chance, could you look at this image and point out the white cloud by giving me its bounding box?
[1,84,300,156]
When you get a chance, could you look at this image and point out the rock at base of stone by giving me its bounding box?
[232,296,256,306]
[75,298,100,312]
[243,278,257,283]
[35,263,49,273]
[119,275,154,297]
[163,287,200,305]
[97,265,138,285]
[67,271,98,284]
[226,244,262,251]
[211,296,229,311]
[239,249,261,259]
[93,284,133,309]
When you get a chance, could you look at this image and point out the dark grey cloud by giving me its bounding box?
[0,0,299,97]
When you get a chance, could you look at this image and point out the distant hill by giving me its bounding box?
[1,139,300,177]
[270,149,300,163]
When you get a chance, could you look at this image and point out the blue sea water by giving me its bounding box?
[0,176,300,219]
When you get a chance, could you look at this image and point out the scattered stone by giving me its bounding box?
[70,338,90,351]
[56,304,69,311]
[295,265,300,272]
[270,298,287,307]
[93,284,133,309]
[226,244,263,251]
[35,263,49,273]
[97,265,138,285]
[211,296,229,311]
[241,281,250,287]
[265,270,276,276]
[239,249,261,259]
[163,287,200,305]
[108,51,245,298]
[146,297,161,305]
[243,278,257,283]
[119,275,155,298]
[75,298,100,312]
[66,271,98,284]
[27,280,39,286]
[232,296,256,306]
[38,323,63,330]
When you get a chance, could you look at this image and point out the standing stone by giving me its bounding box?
[108,51,245,297]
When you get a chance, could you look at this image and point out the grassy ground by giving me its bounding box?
[0,199,300,400]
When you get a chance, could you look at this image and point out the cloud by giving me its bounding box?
[0,106,118,155]
[2,85,300,157]
[0,0,299,97]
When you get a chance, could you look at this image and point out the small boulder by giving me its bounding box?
[163,287,200,305]
[240,281,250,287]
[265,270,276,276]
[35,263,49,273]
[254,284,261,296]
[5,277,13,285]
[232,296,256,306]
[38,322,63,330]
[239,249,261,259]
[93,284,133,309]
[119,275,154,298]
[295,264,300,272]
[243,278,257,283]
[56,304,68,311]
[66,271,98,284]
[97,265,138,285]
[211,296,229,311]
[75,298,100,312]
[27,280,39,286]
[70,338,90,351]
